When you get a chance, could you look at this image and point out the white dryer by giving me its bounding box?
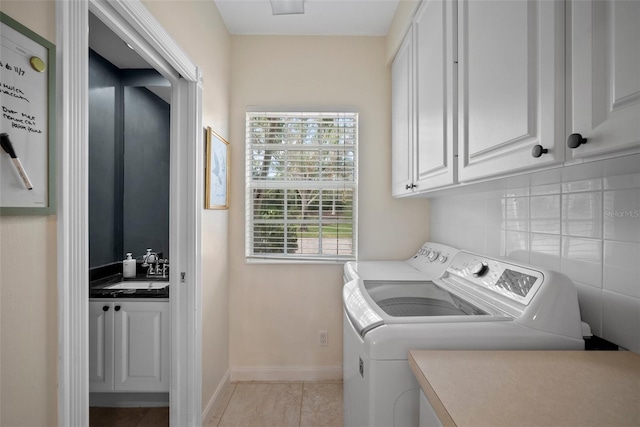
[343,243,585,427]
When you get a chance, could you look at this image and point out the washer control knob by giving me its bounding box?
[438,254,448,264]
[472,262,489,277]
[427,251,440,261]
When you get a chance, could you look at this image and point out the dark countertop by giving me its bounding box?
[90,273,170,299]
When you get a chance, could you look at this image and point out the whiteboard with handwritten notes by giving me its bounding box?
[0,13,55,214]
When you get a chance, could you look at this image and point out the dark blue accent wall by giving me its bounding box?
[89,50,123,268]
[123,86,170,259]
[88,49,170,268]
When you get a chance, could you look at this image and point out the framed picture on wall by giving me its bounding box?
[205,127,229,209]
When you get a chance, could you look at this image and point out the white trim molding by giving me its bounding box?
[56,1,90,425]
[57,1,203,426]
[201,368,231,423]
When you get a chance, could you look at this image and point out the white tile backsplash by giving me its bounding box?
[602,291,640,353]
[530,233,561,271]
[464,225,488,254]
[574,282,603,337]
[486,197,506,229]
[505,231,530,263]
[603,189,640,243]
[562,178,603,193]
[604,173,640,190]
[603,241,640,299]
[429,171,640,351]
[485,228,505,258]
[531,195,561,234]
[531,183,561,196]
[560,237,603,288]
[505,197,530,232]
[562,192,602,238]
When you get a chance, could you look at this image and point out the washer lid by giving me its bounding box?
[343,279,383,337]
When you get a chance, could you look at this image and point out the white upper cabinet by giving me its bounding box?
[457,0,565,182]
[390,0,638,197]
[414,0,457,191]
[391,30,414,197]
[567,0,640,162]
[391,0,456,196]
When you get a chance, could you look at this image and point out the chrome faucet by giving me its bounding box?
[161,260,169,278]
[148,259,169,278]
[142,249,165,277]
[142,249,158,267]
[144,254,169,278]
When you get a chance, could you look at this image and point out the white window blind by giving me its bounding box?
[245,111,358,262]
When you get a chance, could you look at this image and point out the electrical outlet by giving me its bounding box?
[319,330,328,346]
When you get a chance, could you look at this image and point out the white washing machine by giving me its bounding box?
[343,242,585,427]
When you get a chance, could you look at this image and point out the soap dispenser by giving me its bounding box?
[123,253,136,278]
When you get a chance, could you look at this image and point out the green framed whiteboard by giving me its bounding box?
[0,12,56,215]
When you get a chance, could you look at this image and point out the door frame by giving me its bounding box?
[56,1,203,425]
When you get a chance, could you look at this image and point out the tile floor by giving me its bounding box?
[89,381,343,427]
[207,381,343,427]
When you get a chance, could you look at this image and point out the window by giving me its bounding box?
[245,111,358,262]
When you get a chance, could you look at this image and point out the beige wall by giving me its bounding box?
[228,35,429,373]
[0,1,231,424]
[0,0,428,422]
[141,0,232,411]
[0,4,58,426]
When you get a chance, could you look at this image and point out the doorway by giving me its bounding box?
[56,1,202,425]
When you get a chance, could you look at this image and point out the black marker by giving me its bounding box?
[1,133,33,190]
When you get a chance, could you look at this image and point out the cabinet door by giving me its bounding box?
[89,302,114,392]
[414,0,457,191]
[458,0,565,182]
[568,0,640,162]
[113,301,170,392]
[391,29,415,197]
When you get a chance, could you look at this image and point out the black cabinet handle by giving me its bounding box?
[567,133,587,149]
[405,183,417,190]
[531,145,548,158]
[115,306,121,312]
[102,306,109,312]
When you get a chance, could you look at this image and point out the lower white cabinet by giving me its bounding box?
[89,299,170,392]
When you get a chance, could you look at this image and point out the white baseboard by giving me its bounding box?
[230,365,343,382]
[89,392,169,407]
[201,368,231,422]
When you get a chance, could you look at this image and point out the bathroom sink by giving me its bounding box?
[105,281,169,290]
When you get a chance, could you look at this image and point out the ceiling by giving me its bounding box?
[214,0,400,36]
[89,13,171,103]
[89,13,152,69]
